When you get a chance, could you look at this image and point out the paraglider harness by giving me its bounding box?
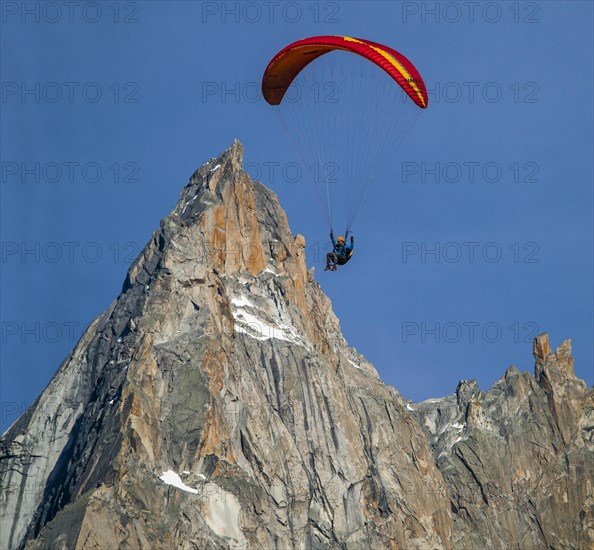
[330,230,354,266]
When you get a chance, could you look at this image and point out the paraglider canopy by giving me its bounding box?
[262,36,428,233]
[262,36,428,108]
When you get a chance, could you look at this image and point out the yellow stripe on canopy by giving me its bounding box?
[342,36,426,107]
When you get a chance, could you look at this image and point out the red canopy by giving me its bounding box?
[262,35,428,108]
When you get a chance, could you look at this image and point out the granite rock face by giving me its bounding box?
[1,141,592,549]
[411,333,593,549]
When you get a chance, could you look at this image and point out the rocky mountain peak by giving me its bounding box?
[455,379,482,410]
[2,141,441,549]
[1,142,592,550]
[533,332,577,385]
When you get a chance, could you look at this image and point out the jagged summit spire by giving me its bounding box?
[186,138,244,189]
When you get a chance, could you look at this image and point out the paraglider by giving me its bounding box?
[325,231,354,271]
[262,36,428,271]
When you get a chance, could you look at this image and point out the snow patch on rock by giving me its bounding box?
[159,470,198,494]
[230,291,300,343]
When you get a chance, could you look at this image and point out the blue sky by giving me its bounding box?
[1,1,592,432]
